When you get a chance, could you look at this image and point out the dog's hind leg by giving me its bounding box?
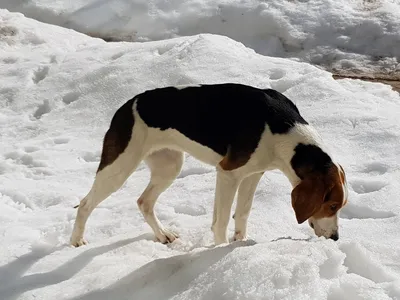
[137,149,184,243]
[70,99,147,247]
[70,145,145,247]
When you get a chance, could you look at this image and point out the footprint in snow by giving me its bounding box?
[350,178,387,194]
[3,56,18,64]
[4,151,47,168]
[62,91,80,105]
[269,68,286,80]
[53,137,70,144]
[81,151,100,163]
[33,99,51,119]
[24,146,40,153]
[3,149,53,178]
[362,161,389,175]
[342,170,395,219]
[32,65,50,84]
[340,201,395,220]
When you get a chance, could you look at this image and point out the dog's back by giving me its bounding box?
[135,83,308,156]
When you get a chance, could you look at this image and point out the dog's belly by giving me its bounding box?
[147,127,224,166]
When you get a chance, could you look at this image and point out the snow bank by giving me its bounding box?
[1,9,400,300]
[72,240,348,300]
[2,0,400,75]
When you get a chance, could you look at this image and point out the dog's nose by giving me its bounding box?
[329,232,339,241]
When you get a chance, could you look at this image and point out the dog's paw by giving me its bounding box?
[233,230,248,242]
[156,228,179,244]
[70,237,88,247]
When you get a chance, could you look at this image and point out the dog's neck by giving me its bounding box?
[273,124,334,188]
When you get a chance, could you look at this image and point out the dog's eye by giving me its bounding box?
[330,204,337,211]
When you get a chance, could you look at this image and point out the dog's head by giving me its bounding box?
[291,154,348,240]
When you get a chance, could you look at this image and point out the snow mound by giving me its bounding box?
[71,240,348,300]
[2,0,400,75]
[0,9,400,300]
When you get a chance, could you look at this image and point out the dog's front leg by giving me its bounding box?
[211,167,240,245]
[233,172,263,241]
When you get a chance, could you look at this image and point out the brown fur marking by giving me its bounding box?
[292,164,346,223]
[219,146,252,171]
[97,99,135,172]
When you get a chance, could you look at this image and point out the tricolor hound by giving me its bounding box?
[70,83,348,247]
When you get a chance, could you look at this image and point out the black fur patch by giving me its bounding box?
[136,83,308,157]
[290,143,333,179]
[97,98,135,172]
[263,88,301,114]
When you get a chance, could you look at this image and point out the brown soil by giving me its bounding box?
[332,73,400,93]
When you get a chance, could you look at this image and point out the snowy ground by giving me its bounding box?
[2,0,400,76]
[1,9,400,300]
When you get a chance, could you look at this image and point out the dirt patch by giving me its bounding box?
[332,72,400,93]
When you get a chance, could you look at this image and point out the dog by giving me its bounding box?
[70,83,348,247]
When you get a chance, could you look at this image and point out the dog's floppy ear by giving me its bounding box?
[291,177,325,224]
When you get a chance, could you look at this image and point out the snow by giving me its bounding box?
[2,0,400,75]
[1,8,400,300]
